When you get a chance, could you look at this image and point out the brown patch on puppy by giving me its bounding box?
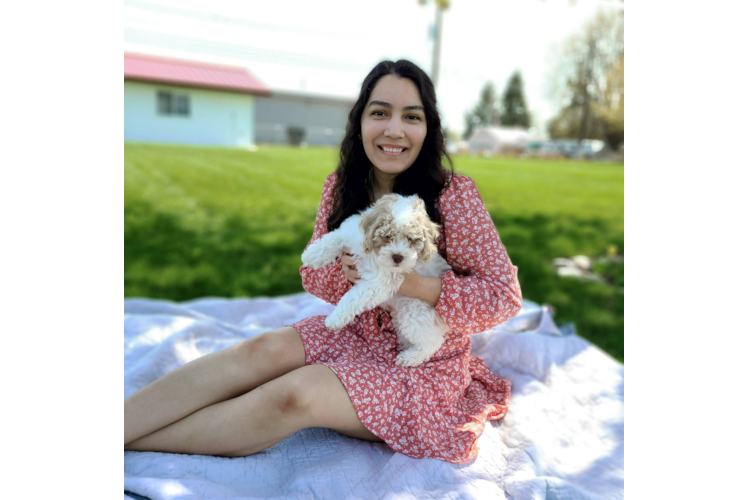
[360,194,398,253]
[411,203,440,262]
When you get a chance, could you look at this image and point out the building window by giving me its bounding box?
[157,91,190,116]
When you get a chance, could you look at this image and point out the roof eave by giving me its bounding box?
[124,76,272,96]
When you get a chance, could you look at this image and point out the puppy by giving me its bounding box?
[302,194,451,367]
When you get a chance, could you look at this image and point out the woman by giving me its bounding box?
[124,60,522,464]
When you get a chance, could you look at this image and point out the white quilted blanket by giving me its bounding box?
[124,294,623,500]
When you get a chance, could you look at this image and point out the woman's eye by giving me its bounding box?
[372,110,386,117]
[406,115,422,121]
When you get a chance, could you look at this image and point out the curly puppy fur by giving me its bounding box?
[302,194,451,367]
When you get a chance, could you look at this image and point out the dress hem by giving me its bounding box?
[288,317,507,464]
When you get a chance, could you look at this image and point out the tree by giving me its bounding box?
[546,7,624,149]
[462,82,501,139]
[499,71,531,128]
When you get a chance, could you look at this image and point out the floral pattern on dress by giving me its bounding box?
[290,172,522,463]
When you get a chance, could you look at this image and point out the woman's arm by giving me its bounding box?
[299,173,353,305]
[396,273,442,307]
[428,176,523,335]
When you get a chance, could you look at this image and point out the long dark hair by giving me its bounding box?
[327,60,453,231]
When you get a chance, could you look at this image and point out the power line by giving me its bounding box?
[125,27,374,73]
[125,0,372,41]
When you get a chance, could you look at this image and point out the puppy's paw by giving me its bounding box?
[325,312,349,330]
[395,349,428,368]
[301,244,334,269]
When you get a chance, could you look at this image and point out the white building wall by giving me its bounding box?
[467,127,531,155]
[124,80,255,147]
[467,129,500,155]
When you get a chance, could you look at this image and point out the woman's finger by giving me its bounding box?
[341,255,356,268]
[340,249,358,283]
[342,263,359,283]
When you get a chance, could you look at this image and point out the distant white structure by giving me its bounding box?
[467,127,531,155]
[124,53,270,147]
[583,139,606,155]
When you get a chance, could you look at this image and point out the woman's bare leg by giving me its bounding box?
[124,326,306,446]
[125,364,382,456]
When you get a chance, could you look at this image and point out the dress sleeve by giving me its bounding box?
[299,173,353,305]
[433,176,523,335]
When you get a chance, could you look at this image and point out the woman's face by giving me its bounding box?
[360,74,427,178]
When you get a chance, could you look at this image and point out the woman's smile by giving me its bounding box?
[378,144,408,155]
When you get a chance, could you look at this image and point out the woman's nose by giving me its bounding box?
[384,119,404,138]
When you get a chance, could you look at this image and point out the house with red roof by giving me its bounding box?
[124,53,270,147]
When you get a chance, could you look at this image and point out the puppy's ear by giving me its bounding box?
[359,210,379,254]
[407,195,440,262]
[411,195,427,212]
[416,212,441,263]
[360,197,395,253]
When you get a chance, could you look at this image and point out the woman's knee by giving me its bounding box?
[270,366,354,423]
[231,327,306,372]
[265,365,330,420]
[253,365,382,443]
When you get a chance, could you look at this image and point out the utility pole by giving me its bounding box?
[420,0,449,89]
[431,5,443,88]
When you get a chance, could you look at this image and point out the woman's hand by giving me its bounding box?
[341,247,360,283]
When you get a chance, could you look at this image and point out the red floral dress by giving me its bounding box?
[289,173,522,463]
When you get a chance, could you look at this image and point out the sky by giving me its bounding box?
[124,0,623,138]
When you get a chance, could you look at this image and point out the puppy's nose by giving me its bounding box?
[392,254,404,264]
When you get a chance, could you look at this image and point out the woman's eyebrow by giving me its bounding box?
[368,100,424,111]
[368,100,392,108]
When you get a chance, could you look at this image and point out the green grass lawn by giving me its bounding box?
[125,143,624,362]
